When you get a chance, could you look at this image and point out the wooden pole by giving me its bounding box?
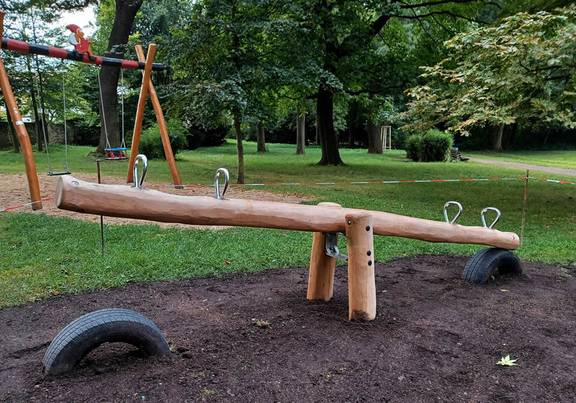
[345,213,376,321]
[307,202,341,301]
[134,45,182,188]
[56,176,521,249]
[0,13,42,209]
[127,44,157,184]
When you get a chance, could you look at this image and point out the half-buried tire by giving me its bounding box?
[463,247,523,284]
[43,308,171,375]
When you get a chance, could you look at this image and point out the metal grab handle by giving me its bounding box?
[214,168,230,200]
[481,207,501,229]
[132,154,148,189]
[443,201,463,224]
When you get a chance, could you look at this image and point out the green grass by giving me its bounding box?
[0,142,574,308]
[469,150,576,169]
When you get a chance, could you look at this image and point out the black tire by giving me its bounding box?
[463,248,522,284]
[43,308,171,375]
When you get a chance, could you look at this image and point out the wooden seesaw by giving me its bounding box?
[55,159,521,322]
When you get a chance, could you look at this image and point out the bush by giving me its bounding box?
[186,124,229,150]
[405,134,422,161]
[405,129,453,162]
[139,119,187,159]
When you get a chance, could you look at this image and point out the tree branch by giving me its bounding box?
[399,0,500,10]
[395,11,481,23]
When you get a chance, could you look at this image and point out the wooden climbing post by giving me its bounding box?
[307,202,341,301]
[0,11,42,210]
[134,45,182,188]
[345,213,376,321]
[127,44,157,184]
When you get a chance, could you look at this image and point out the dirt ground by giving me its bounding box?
[0,173,309,228]
[0,255,574,402]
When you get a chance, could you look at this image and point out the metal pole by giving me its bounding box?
[520,169,529,242]
[97,160,105,255]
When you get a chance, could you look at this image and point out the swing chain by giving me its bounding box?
[132,154,148,189]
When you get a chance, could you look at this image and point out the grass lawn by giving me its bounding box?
[469,150,576,169]
[1,142,574,308]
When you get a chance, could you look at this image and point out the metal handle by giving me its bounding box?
[481,207,501,229]
[443,201,463,224]
[214,168,230,200]
[132,154,148,189]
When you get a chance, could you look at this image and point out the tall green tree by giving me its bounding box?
[404,5,576,151]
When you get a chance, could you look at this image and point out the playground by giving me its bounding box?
[1,2,576,401]
[1,255,574,401]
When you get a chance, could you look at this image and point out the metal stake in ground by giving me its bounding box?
[520,169,529,242]
[97,160,105,256]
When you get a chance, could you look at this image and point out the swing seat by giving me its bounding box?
[48,171,71,176]
[105,147,129,161]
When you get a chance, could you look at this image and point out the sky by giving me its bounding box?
[59,5,96,36]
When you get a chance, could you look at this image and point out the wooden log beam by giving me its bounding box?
[134,45,182,188]
[346,213,376,321]
[0,46,42,210]
[56,176,521,249]
[127,44,157,184]
[307,202,340,301]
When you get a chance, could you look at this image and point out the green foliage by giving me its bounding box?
[404,5,576,137]
[405,129,453,162]
[421,129,453,162]
[139,120,186,159]
[405,134,423,162]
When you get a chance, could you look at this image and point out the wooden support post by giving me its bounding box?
[134,45,182,188]
[0,14,42,210]
[127,44,157,184]
[307,202,341,301]
[345,213,376,321]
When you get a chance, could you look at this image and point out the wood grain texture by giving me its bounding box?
[56,176,521,249]
[345,213,376,321]
[0,56,42,210]
[307,203,340,301]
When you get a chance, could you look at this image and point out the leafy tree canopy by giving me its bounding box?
[404,5,576,136]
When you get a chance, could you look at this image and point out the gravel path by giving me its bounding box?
[471,158,576,177]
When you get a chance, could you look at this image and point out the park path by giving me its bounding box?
[471,158,576,177]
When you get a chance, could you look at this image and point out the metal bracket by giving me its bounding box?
[481,207,501,229]
[325,232,347,261]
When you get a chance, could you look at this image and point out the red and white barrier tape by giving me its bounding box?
[0,196,53,213]
[2,175,573,213]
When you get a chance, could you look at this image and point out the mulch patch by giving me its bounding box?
[1,255,574,402]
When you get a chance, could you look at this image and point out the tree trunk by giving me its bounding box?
[296,111,306,155]
[317,86,343,165]
[315,115,320,145]
[367,124,383,154]
[493,124,504,152]
[4,100,20,152]
[30,13,48,149]
[234,111,245,184]
[256,121,267,153]
[98,0,143,153]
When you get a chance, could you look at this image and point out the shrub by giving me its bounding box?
[139,119,187,159]
[405,129,453,162]
[421,129,453,162]
[405,134,423,161]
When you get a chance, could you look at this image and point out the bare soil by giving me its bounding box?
[1,255,574,402]
[0,173,310,229]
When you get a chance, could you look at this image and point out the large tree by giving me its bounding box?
[403,5,576,151]
[291,0,496,165]
[95,0,144,153]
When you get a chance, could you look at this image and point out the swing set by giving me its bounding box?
[0,11,182,210]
